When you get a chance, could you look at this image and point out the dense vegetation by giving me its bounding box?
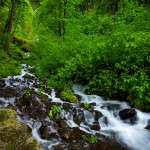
[0,0,34,77]
[0,0,150,111]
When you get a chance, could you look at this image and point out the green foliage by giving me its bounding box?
[37,87,43,94]
[84,101,89,109]
[82,135,87,141]
[61,90,78,103]
[0,50,20,79]
[23,89,31,98]
[89,135,99,144]
[0,0,34,77]
[30,0,150,111]
[82,134,98,144]
[48,105,60,119]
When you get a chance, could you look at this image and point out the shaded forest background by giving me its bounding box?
[0,0,150,111]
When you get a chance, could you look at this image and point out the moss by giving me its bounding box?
[0,49,20,78]
[13,36,33,52]
[0,108,43,150]
[61,90,78,103]
[72,95,78,103]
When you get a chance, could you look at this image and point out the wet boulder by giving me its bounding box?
[62,103,72,111]
[52,142,69,150]
[59,127,84,140]
[87,137,127,150]
[90,122,101,131]
[147,119,150,124]
[73,109,84,125]
[18,96,30,106]
[39,123,58,139]
[6,104,15,110]
[145,125,150,130]
[0,87,16,98]
[43,87,52,94]
[36,92,49,102]
[57,119,69,128]
[74,94,81,101]
[94,110,103,121]
[0,108,43,150]
[101,104,120,111]
[118,108,137,120]
[0,79,5,89]
[68,140,84,150]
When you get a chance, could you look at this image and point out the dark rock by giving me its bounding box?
[0,79,5,88]
[36,93,49,102]
[57,120,69,128]
[74,94,81,101]
[145,125,150,130]
[62,103,72,111]
[39,124,58,139]
[59,127,71,140]
[18,97,30,106]
[107,104,120,111]
[100,116,108,126]
[95,110,103,121]
[0,87,16,98]
[87,137,127,150]
[59,127,84,140]
[147,119,150,124]
[55,89,62,98]
[52,142,69,150]
[90,102,97,107]
[28,108,47,119]
[73,109,84,125]
[6,104,15,110]
[90,123,101,131]
[118,108,137,120]
[101,104,121,111]
[43,87,52,94]
[69,140,84,150]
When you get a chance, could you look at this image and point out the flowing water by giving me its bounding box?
[0,64,150,150]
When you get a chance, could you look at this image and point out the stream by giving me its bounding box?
[0,64,150,150]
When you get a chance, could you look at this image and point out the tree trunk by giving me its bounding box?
[58,1,62,37]
[92,0,94,9]
[4,0,15,53]
[81,2,86,14]
[63,0,67,37]
[86,0,88,11]
[0,0,2,8]
[109,1,118,14]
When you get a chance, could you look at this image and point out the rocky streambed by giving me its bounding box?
[0,64,150,150]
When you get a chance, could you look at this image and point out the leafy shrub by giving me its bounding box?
[48,105,60,119]
[84,101,89,109]
[82,134,99,144]
[23,89,31,98]
[61,90,78,103]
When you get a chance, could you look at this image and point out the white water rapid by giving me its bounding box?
[72,85,150,150]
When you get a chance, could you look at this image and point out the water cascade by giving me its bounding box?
[0,65,150,150]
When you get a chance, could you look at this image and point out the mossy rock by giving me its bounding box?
[60,91,78,103]
[13,36,32,52]
[0,108,43,150]
[72,95,78,103]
